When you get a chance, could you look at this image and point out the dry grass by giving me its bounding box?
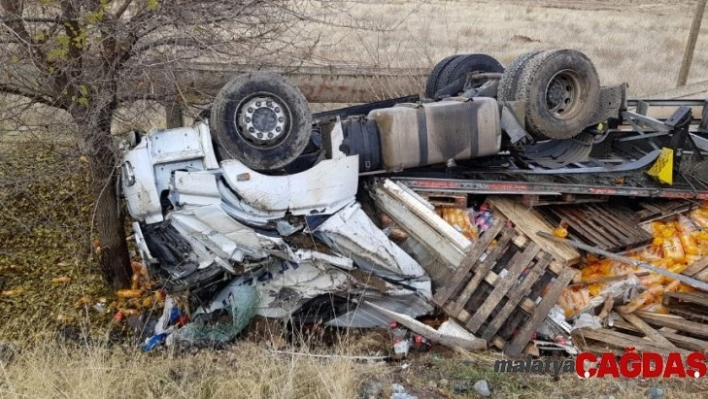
[302,0,708,96]
[0,338,379,399]
[2,336,708,399]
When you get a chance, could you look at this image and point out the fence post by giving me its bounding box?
[677,0,707,87]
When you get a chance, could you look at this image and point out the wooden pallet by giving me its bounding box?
[541,203,653,252]
[634,199,694,223]
[432,218,576,357]
[662,291,708,323]
[574,310,708,356]
[681,257,708,283]
[486,196,580,267]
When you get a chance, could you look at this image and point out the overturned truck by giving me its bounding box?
[119,49,708,344]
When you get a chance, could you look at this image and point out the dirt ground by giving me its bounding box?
[301,0,707,97]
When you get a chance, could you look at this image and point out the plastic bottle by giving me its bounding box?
[389,322,410,359]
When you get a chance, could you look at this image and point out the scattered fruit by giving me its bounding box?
[553,225,568,238]
[51,276,71,285]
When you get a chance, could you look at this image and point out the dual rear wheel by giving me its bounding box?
[208,49,601,171]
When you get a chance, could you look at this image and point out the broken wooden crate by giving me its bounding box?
[540,202,653,252]
[663,290,708,323]
[432,218,577,356]
[681,257,708,284]
[573,309,708,356]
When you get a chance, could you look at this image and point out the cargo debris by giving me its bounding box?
[116,48,708,357]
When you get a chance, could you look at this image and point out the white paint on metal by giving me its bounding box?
[313,201,432,298]
[220,155,359,216]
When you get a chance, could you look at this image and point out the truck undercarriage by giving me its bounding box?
[117,48,708,340]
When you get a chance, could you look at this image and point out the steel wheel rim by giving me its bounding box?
[545,69,583,120]
[234,93,291,149]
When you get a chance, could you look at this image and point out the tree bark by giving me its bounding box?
[78,107,132,288]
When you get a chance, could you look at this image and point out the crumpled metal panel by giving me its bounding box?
[312,201,432,299]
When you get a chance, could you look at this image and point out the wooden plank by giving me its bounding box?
[664,291,708,308]
[487,196,580,266]
[381,180,471,250]
[491,336,506,351]
[619,312,677,349]
[465,243,541,333]
[587,204,640,239]
[565,207,617,248]
[573,328,692,357]
[364,302,487,351]
[480,253,552,341]
[636,311,708,339]
[665,307,708,323]
[506,266,575,356]
[433,219,505,305]
[594,203,651,239]
[683,257,708,277]
[612,320,708,353]
[695,267,708,282]
[450,227,515,319]
[372,191,466,270]
[549,208,612,249]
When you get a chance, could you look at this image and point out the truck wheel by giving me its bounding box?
[210,72,312,171]
[497,50,542,101]
[515,49,600,140]
[425,54,503,98]
[425,55,459,99]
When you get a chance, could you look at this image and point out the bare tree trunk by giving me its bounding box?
[90,148,131,288]
[77,107,132,288]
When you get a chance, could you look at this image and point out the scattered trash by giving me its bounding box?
[390,322,410,359]
[473,380,491,397]
[474,204,494,234]
[645,386,666,399]
[369,302,486,351]
[390,383,417,399]
[453,383,469,394]
[358,380,384,398]
[172,285,257,345]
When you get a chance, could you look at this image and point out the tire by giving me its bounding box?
[425,54,503,98]
[497,50,543,101]
[425,55,459,99]
[514,49,600,140]
[210,72,312,171]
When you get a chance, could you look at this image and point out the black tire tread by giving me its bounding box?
[425,55,460,99]
[515,49,600,140]
[497,50,543,101]
[210,72,312,171]
[436,54,504,97]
